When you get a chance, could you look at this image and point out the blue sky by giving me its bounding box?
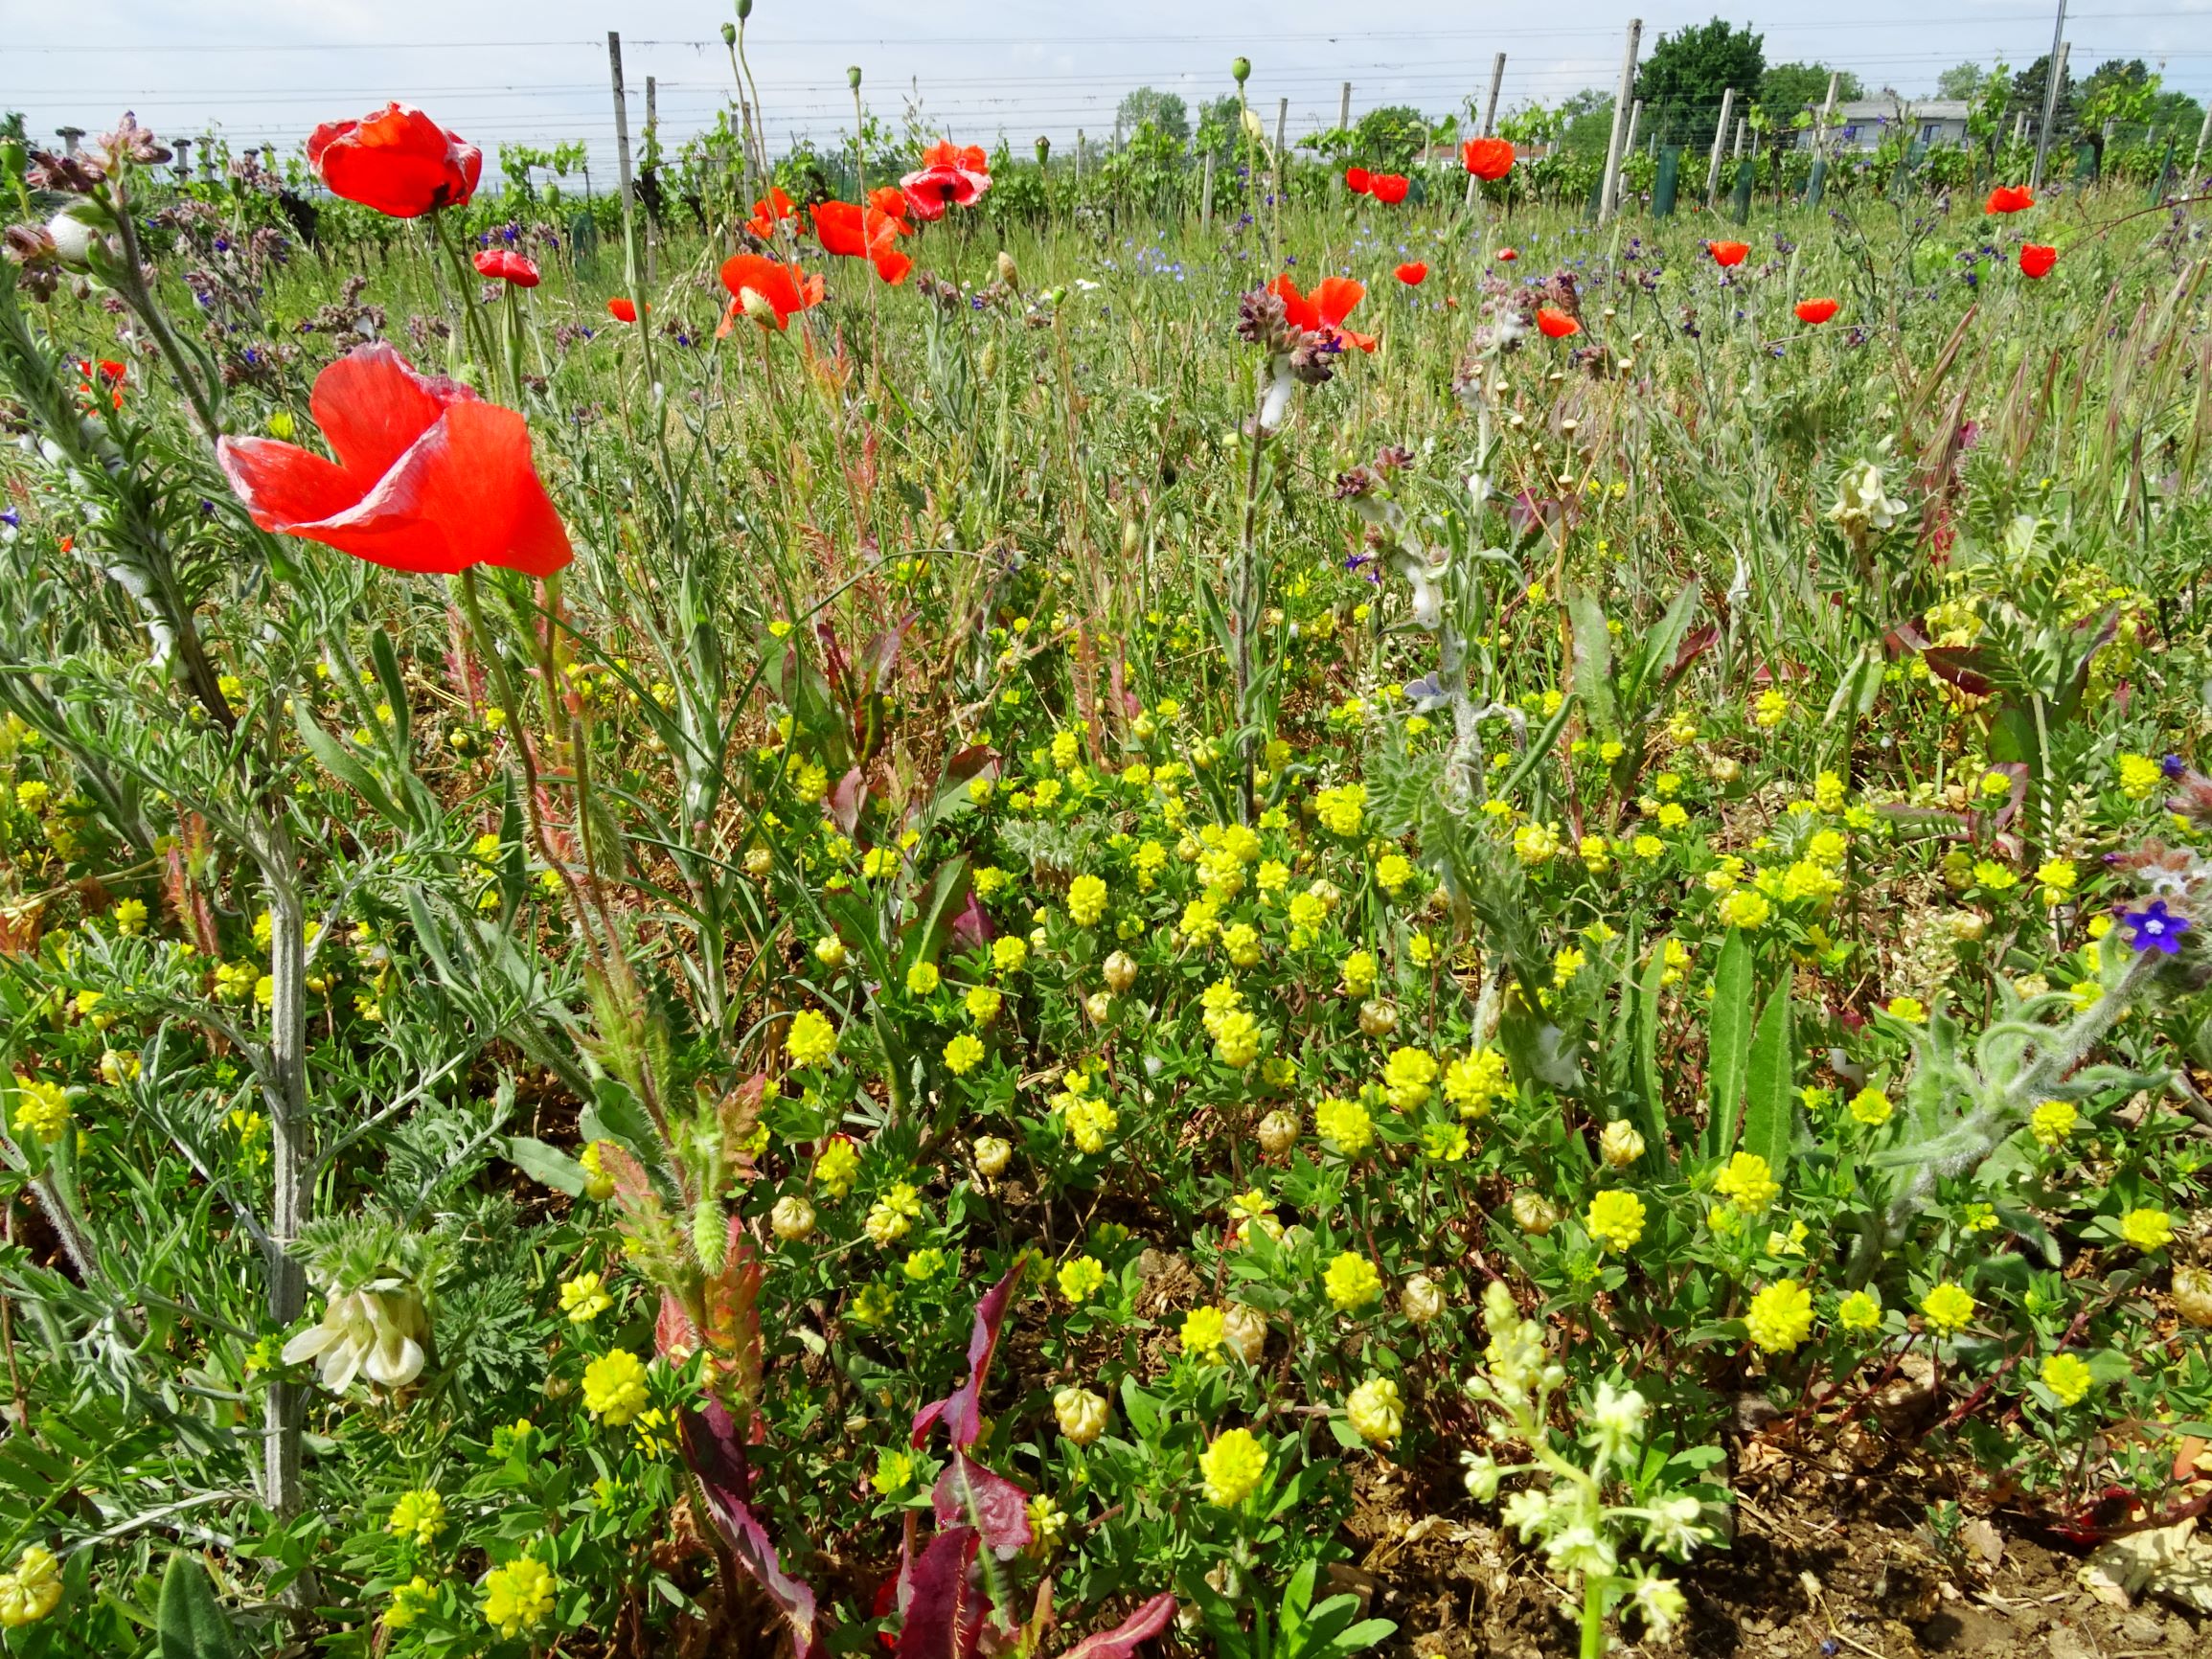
[7,0,2208,170]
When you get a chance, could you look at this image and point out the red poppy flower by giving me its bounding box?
[216,343,570,578]
[1536,307,1580,339]
[1461,137,1514,181]
[2018,242,2057,279]
[1395,262,1427,286]
[718,254,827,332]
[1986,184,2035,215]
[867,185,915,229]
[1344,166,1372,195]
[1495,247,1517,262]
[811,200,914,285]
[746,186,796,239]
[1369,172,1410,205]
[1270,274,1378,353]
[901,140,991,220]
[1793,297,1838,325]
[1707,240,1749,267]
[607,298,639,323]
[472,248,540,288]
[307,103,480,219]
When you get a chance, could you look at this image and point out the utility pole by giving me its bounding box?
[607,32,635,225]
[171,136,192,187]
[1705,86,1736,199]
[1483,53,1507,136]
[1614,98,1642,215]
[56,125,83,157]
[1597,18,1641,226]
[1273,96,1288,261]
[2031,0,2067,189]
[1817,71,1840,155]
[1201,148,1216,231]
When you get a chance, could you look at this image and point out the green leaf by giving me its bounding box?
[293,702,406,830]
[368,625,412,756]
[157,1552,238,1659]
[1742,980,1794,1173]
[1566,590,1616,734]
[1629,580,1700,703]
[1629,937,1672,1173]
[1702,929,1754,1159]
[505,1135,588,1196]
[899,855,972,975]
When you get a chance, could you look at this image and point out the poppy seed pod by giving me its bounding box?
[1232,57,1250,85]
[848,66,862,91]
[736,0,752,18]
[720,22,736,45]
[1036,136,1051,165]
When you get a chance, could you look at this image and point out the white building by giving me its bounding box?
[1800,99,1972,151]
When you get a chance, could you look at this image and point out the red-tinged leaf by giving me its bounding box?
[599,1141,653,1214]
[1667,624,1719,684]
[1885,620,1930,654]
[656,1291,700,1364]
[1922,647,1995,696]
[1060,1593,1178,1659]
[911,1261,1025,1450]
[832,767,868,835]
[864,612,917,696]
[683,1398,824,1659]
[897,1526,984,1659]
[931,1452,1032,1557]
[948,893,993,953]
[702,1220,765,1403]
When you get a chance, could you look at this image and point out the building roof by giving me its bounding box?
[1832,99,1973,122]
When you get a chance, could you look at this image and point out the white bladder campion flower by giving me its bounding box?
[284,1283,429,1393]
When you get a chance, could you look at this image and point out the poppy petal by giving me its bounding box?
[217,436,364,534]
[308,341,455,487]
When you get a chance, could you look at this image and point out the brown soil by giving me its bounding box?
[1336,1451,2206,1659]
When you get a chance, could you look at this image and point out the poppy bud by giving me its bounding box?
[720,21,736,44]
[996,248,1019,290]
[739,285,779,326]
[847,65,862,91]
[1036,136,1051,165]
[1231,57,1250,85]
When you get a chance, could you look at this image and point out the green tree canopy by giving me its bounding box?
[1634,17,1766,148]
[1351,104,1429,169]
[1936,62,1986,100]
[1115,87,1190,146]
[1759,62,1863,121]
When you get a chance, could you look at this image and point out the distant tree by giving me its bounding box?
[1936,62,1986,101]
[2010,54,2078,148]
[2077,59,2157,171]
[1352,104,1429,170]
[1191,95,1243,162]
[1758,63,1863,122]
[1634,17,1766,148]
[1116,87,1190,146]
[1557,90,1618,158]
[2148,86,2206,144]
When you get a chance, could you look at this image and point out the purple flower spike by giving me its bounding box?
[2122,898,2191,956]
[2163,753,2188,779]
